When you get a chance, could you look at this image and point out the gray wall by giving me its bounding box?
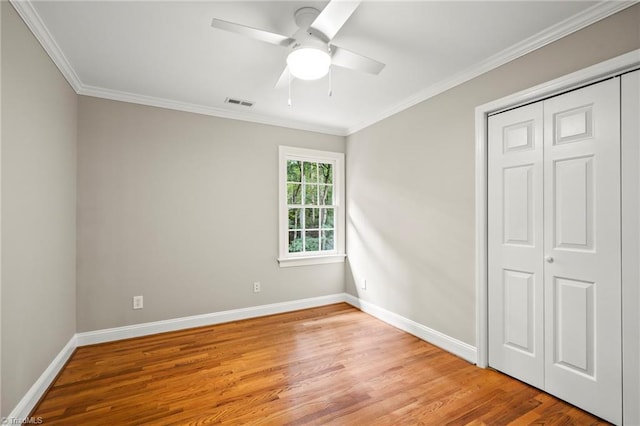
[1,2,77,415]
[345,4,640,346]
[76,96,345,332]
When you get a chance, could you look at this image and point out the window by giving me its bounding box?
[278,146,345,267]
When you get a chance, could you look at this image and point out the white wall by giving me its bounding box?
[345,5,640,346]
[1,2,77,415]
[0,0,4,409]
[76,96,345,332]
[622,69,640,426]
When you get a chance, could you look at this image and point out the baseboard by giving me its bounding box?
[343,294,477,364]
[10,292,477,420]
[75,294,477,364]
[8,335,77,422]
[76,293,347,346]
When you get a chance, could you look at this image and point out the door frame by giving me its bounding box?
[474,48,640,416]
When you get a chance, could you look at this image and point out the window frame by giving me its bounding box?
[278,146,346,267]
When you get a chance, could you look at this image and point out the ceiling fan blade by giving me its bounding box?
[274,66,291,89]
[309,0,361,42]
[211,19,294,47]
[331,46,385,75]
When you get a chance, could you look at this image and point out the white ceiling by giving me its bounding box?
[15,1,629,135]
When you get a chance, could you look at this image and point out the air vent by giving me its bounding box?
[225,97,254,107]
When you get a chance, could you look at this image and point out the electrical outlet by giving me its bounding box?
[253,282,261,293]
[362,279,367,290]
[133,295,143,310]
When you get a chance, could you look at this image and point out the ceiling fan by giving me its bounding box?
[211,0,385,90]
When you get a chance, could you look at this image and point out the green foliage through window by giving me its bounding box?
[286,159,335,254]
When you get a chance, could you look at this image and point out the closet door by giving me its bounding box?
[488,78,622,424]
[543,78,621,424]
[488,103,544,388]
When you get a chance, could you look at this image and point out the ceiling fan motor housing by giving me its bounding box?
[294,7,321,30]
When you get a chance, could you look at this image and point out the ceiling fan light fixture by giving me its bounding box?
[286,46,331,80]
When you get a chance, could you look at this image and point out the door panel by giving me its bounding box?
[488,103,544,389]
[554,105,593,144]
[553,277,594,375]
[503,269,535,353]
[503,165,534,245]
[543,78,621,424]
[553,155,594,250]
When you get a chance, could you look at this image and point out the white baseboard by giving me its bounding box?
[76,293,476,364]
[76,293,347,346]
[8,335,77,422]
[10,292,477,420]
[343,294,477,364]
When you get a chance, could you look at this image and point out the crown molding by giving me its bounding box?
[10,0,634,138]
[345,0,637,135]
[9,0,347,136]
[78,85,348,136]
[9,0,82,92]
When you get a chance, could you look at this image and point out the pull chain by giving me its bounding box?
[287,68,292,107]
[328,66,333,97]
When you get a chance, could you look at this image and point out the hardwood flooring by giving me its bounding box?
[32,303,608,425]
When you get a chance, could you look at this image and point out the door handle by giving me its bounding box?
[545,256,554,263]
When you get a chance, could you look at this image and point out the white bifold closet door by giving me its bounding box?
[488,78,621,424]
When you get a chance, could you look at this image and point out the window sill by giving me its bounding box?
[278,254,346,268]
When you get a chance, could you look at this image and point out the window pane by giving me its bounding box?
[305,230,319,251]
[319,163,333,184]
[305,208,320,229]
[281,148,342,262]
[321,208,334,229]
[287,160,302,182]
[303,162,317,183]
[319,185,333,205]
[304,184,318,205]
[322,230,334,250]
[288,208,302,230]
[287,183,302,204]
[288,231,303,253]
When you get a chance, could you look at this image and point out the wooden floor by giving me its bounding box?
[33,304,608,425]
